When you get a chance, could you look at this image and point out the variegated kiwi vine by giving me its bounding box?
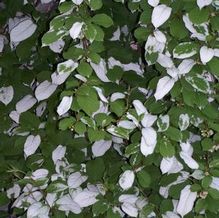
[0,0,219,217]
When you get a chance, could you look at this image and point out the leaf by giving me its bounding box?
[69,22,84,39]
[72,0,83,5]
[154,76,175,100]
[89,0,103,10]
[67,172,87,189]
[178,114,190,131]
[24,135,41,158]
[140,127,157,157]
[52,145,66,164]
[189,8,209,24]
[57,60,78,74]
[0,86,14,105]
[35,81,57,101]
[197,0,212,9]
[92,140,112,157]
[86,158,105,182]
[160,156,183,174]
[119,170,135,190]
[77,61,93,77]
[76,85,100,115]
[173,42,198,59]
[200,46,214,64]
[151,4,172,28]
[92,201,108,216]
[57,96,73,116]
[159,138,175,157]
[136,170,151,188]
[157,115,170,132]
[10,18,37,42]
[148,0,159,7]
[91,14,113,28]
[59,117,75,130]
[110,100,126,117]
[185,74,210,93]
[176,185,197,217]
[208,57,219,76]
[164,127,182,142]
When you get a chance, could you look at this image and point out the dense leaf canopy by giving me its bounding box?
[0,0,219,217]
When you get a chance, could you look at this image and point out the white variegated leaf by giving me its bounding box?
[119,170,135,190]
[52,145,66,164]
[49,39,65,53]
[160,156,183,174]
[56,194,81,214]
[148,0,160,7]
[178,59,195,75]
[178,114,190,131]
[157,54,174,68]
[151,4,172,28]
[57,96,73,116]
[9,110,20,123]
[141,114,157,128]
[92,140,112,157]
[90,59,110,82]
[16,95,37,113]
[157,115,170,132]
[118,120,136,129]
[51,72,70,85]
[154,76,175,100]
[140,127,157,156]
[132,100,147,115]
[121,202,138,218]
[31,169,49,180]
[197,0,212,9]
[74,190,98,207]
[67,172,87,189]
[110,92,125,102]
[0,86,14,105]
[57,60,78,75]
[35,81,57,101]
[180,152,199,169]
[10,18,37,43]
[72,0,83,5]
[24,135,41,158]
[69,22,84,39]
[93,86,108,103]
[200,46,214,64]
[176,185,197,217]
[210,177,219,191]
[27,202,49,218]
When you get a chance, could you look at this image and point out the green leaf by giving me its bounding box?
[137,170,151,188]
[189,8,209,24]
[89,0,103,10]
[202,176,212,189]
[158,137,175,157]
[77,61,93,77]
[164,127,182,142]
[91,14,113,28]
[201,138,213,151]
[86,158,105,182]
[59,117,75,131]
[110,100,126,117]
[76,85,100,115]
[87,128,105,142]
[75,121,87,134]
[208,58,219,77]
[169,19,188,39]
[92,201,108,216]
